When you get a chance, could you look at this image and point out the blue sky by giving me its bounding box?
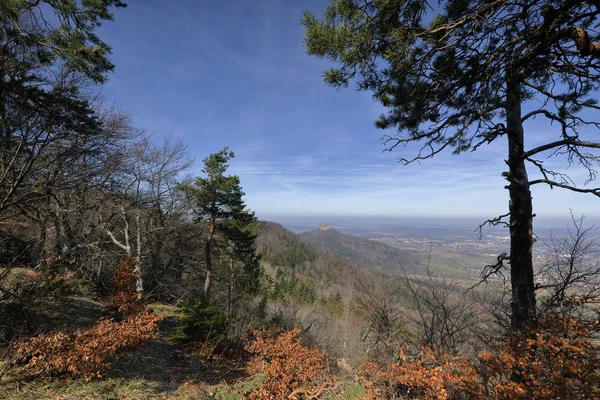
[97,0,600,221]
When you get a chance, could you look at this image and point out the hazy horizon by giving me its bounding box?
[259,213,600,236]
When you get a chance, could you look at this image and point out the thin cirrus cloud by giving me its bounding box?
[229,147,510,218]
[97,0,600,220]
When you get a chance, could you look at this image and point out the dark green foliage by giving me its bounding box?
[270,268,316,305]
[179,148,260,299]
[302,0,509,143]
[220,214,262,292]
[185,148,246,224]
[183,149,258,255]
[172,299,229,343]
[0,0,127,83]
[37,257,76,302]
[271,241,316,269]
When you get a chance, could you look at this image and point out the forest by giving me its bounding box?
[1,1,600,399]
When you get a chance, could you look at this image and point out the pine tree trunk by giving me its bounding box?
[506,77,536,331]
[204,215,216,299]
[228,262,233,318]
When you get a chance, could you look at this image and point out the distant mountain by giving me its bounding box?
[300,224,422,275]
[257,221,374,286]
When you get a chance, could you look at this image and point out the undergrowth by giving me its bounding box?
[15,311,162,380]
[13,257,163,380]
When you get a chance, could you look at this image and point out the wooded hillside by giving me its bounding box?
[1,0,600,398]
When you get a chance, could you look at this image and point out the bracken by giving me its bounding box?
[15,311,163,380]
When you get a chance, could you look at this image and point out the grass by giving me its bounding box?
[0,377,166,400]
[1,267,33,286]
[335,381,367,399]
[147,302,181,319]
[171,374,367,400]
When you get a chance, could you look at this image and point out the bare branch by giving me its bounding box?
[468,253,511,291]
[475,213,510,239]
[526,158,575,187]
[521,109,564,124]
[529,179,600,196]
[105,229,130,253]
[524,139,600,159]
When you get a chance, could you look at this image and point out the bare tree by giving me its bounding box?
[401,257,479,355]
[537,213,600,325]
[32,106,139,257]
[354,275,407,354]
[103,135,194,300]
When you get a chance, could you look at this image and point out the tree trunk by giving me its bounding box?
[506,76,536,331]
[228,261,233,318]
[204,215,216,299]
[105,209,144,300]
[135,214,143,300]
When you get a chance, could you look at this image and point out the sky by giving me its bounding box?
[97,0,600,221]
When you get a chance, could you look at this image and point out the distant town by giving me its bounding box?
[372,232,600,290]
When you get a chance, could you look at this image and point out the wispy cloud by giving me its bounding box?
[98,0,600,220]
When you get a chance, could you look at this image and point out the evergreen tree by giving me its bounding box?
[0,0,127,83]
[181,148,259,300]
[0,0,126,219]
[303,0,600,331]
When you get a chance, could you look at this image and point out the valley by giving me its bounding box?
[273,217,600,287]
[2,1,600,398]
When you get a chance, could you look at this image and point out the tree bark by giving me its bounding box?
[105,208,144,300]
[135,213,143,300]
[204,214,216,299]
[506,76,536,331]
[228,259,233,318]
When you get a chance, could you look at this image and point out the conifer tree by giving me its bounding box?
[181,148,259,300]
[303,0,600,330]
[0,0,127,219]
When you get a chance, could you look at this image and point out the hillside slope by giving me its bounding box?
[257,221,373,286]
[300,224,422,275]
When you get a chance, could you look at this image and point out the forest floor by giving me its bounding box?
[0,300,260,400]
[0,294,366,399]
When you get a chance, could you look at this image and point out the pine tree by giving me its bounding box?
[0,0,127,218]
[302,0,600,331]
[180,148,259,300]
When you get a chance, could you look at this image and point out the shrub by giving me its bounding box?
[171,299,229,343]
[242,327,338,399]
[476,314,600,400]
[107,257,142,316]
[359,313,600,400]
[0,262,75,341]
[360,347,478,400]
[6,259,76,306]
[15,311,163,380]
[35,257,77,302]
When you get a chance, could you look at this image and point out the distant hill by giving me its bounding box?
[300,224,422,275]
[257,221,374,286]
